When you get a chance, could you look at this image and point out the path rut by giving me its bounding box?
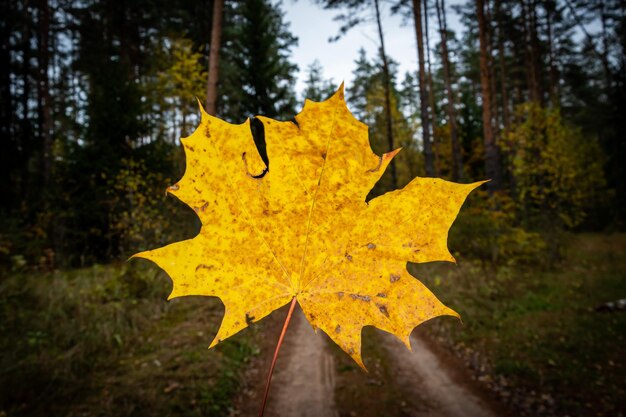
[261,306,502,417]
[383,332,500,417]
[264,306,339,417]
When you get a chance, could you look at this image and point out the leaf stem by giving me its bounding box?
[258,296,297,417]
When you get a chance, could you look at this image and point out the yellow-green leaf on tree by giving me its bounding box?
[133,85,483,368]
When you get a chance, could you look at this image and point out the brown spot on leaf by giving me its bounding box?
[195,264,214,272]
[345,253,353,261]
[350,294,371,302]
[335,325,341,333]
[376,293,387,298]
[245,313,255,325]
[376,303,389,317]
[390,274,401,283]
[337,291,344,299]
[193,202,209,213]
[367,243,376,250]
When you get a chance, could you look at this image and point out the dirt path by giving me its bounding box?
[264,306,339,417]
[239,309,504,417]
[383,332,501,417]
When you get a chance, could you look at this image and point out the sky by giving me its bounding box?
[281,0,464,97]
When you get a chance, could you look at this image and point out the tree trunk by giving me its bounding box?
[599,0,613,91]
[37,0,52,186]
[206,0,224,115]
[411,0,435,177]
[495,0,510,131]
[19,0,32,202]
[521,0,541,103]
[435,0,463,181]
[423,0,440,175]
[485,0,500,135]
[546,6,560,106]
[374,0,397,187]
[477,0,502,190]
[0,0,14,208]
[529,0,542,104]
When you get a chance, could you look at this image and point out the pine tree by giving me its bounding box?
[302,60,336,102]
[219,0,299,121]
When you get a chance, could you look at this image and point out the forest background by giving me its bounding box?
[1,0,624,416]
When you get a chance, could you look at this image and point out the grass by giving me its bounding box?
[412,233,626,416]
[330,327,432,417]
[2,233,624,416]
[0,261,259,417]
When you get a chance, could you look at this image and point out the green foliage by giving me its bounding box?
[107,157,184,257]
[0,263,259,416]
[502,103,607,228]
[149,37,207,138]
[450,190,548,266]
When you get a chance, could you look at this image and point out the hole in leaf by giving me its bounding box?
[250,117,269,169]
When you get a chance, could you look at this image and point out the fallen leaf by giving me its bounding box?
[163,381,181,393]
[133,86,483,368]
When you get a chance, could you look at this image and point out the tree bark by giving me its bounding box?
[546,5,560,106]
[521,0,541,103]
[423,0,440,175]
[477,0,502,190]
[435,0,463,181]
[206,0,224,115]
[411,0,435,177]
[485,0,500,135]
[374,0,397,187]
[529,0,542,104]
[0,0,14,208]
[495,0,510,130]
[37,0,52,186]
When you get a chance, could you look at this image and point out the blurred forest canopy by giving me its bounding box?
[0,0,624,271]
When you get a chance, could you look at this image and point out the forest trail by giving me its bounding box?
[383,332,500,417]
[259,306,501,417]
[264,307,339,417]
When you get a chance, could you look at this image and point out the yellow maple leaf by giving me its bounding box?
[133,86,483,368]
